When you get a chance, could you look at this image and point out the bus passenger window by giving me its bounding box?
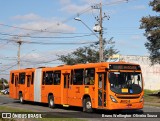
[42,72,45,85]
[45,71,54,85]
[27,76,30,87]
[73,69,83,85]
[98,74,102,88]
[15,76,18,87]
[19,73,25,84]
[70,70,74,85]
[31,72,34,85]
[11,73,14,84]
[54,71,61,85]
[64,74,70,88]
[84,68,95,85]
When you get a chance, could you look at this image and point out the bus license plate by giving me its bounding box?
[121,100,130,103]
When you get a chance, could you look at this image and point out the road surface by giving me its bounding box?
[0,95,160,121]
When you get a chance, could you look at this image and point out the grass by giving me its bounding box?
[39,118,85,121]
[0,106,32,121]
[144,89,160,103]
[0,106,86,121]
[0,106,32,112]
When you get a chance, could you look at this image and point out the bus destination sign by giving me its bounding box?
[109,64,141,70]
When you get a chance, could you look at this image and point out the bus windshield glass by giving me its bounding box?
[109,72,142,94]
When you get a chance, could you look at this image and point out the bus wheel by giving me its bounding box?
[83,97,93,113]
[19,93,24,104]
[48,95,55,108]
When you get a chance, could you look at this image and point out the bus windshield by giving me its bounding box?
[109,72,142,94]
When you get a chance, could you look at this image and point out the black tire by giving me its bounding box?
[158,92,160,96]
[83,97,93,113]
[48,95,55,108]
[19,93,24,104]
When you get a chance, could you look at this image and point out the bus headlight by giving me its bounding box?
[110,95,118,103]
[140,96,144,102]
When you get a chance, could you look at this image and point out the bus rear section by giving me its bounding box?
[105,64,144,110]
[9,69,35,102]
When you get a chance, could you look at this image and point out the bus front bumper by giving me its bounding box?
[107,101,144,110]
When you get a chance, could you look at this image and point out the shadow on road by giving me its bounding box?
[12,100,143,115]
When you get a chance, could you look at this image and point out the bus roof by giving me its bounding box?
[10,61,140,72]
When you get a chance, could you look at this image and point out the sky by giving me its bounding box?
[0,0,157,79]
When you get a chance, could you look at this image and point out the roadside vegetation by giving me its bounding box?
[0,106,85,121]
[0,79,8,90]
[144,89,160,107]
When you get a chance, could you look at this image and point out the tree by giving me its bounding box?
[0,78,8,90]
[140,0,160,65]
[58,38,119,65]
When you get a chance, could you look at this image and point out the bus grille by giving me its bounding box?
[116,95,140,99]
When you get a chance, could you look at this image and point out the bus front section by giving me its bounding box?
[107,64,144,110]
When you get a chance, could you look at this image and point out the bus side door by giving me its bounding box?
[98,73,107,107]
[25,71,34,101]
[25,73,31,100]
[63,73,70,105]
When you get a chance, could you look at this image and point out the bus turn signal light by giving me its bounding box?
[140,96,144,102]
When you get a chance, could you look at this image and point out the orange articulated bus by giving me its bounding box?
[9,62,144,112]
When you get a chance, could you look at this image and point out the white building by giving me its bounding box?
[108,55,160,90]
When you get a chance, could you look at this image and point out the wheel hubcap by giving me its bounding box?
[20,97,23,102]
[50,99,53,106]
[86,101,91,109]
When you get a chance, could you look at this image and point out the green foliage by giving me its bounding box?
[144,89,154,98]
[0,78,8,84]
[0,86,2,90]
[140,0,160,65]
[0,78,8,90]
[58,39,119,65]
[150,0,160,12]
[0,106,86,121]
[144,89,160,103]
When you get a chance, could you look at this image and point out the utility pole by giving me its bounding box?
[75,1,109,62]
[92,1,107,62]
[99,2,103,62]
[17,39,22,69]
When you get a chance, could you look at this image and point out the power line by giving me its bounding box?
[0,73,10,75]
[0,63,17,73]
[61,6,93,24]
[103,0,129,6]
[0,38,97,45]
[61,0,132,24]
[0,23,52,33]
[23,41,97,45]
[0,0,136,37]
[22,58,59,64]
[0,32,96,39]
[0,58,16,61]
[0,31,144,41]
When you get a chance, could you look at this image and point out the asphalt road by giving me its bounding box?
[0,95,160,121]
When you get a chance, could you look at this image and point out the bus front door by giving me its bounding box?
[98,73,106,107]
[63,74,70,105]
